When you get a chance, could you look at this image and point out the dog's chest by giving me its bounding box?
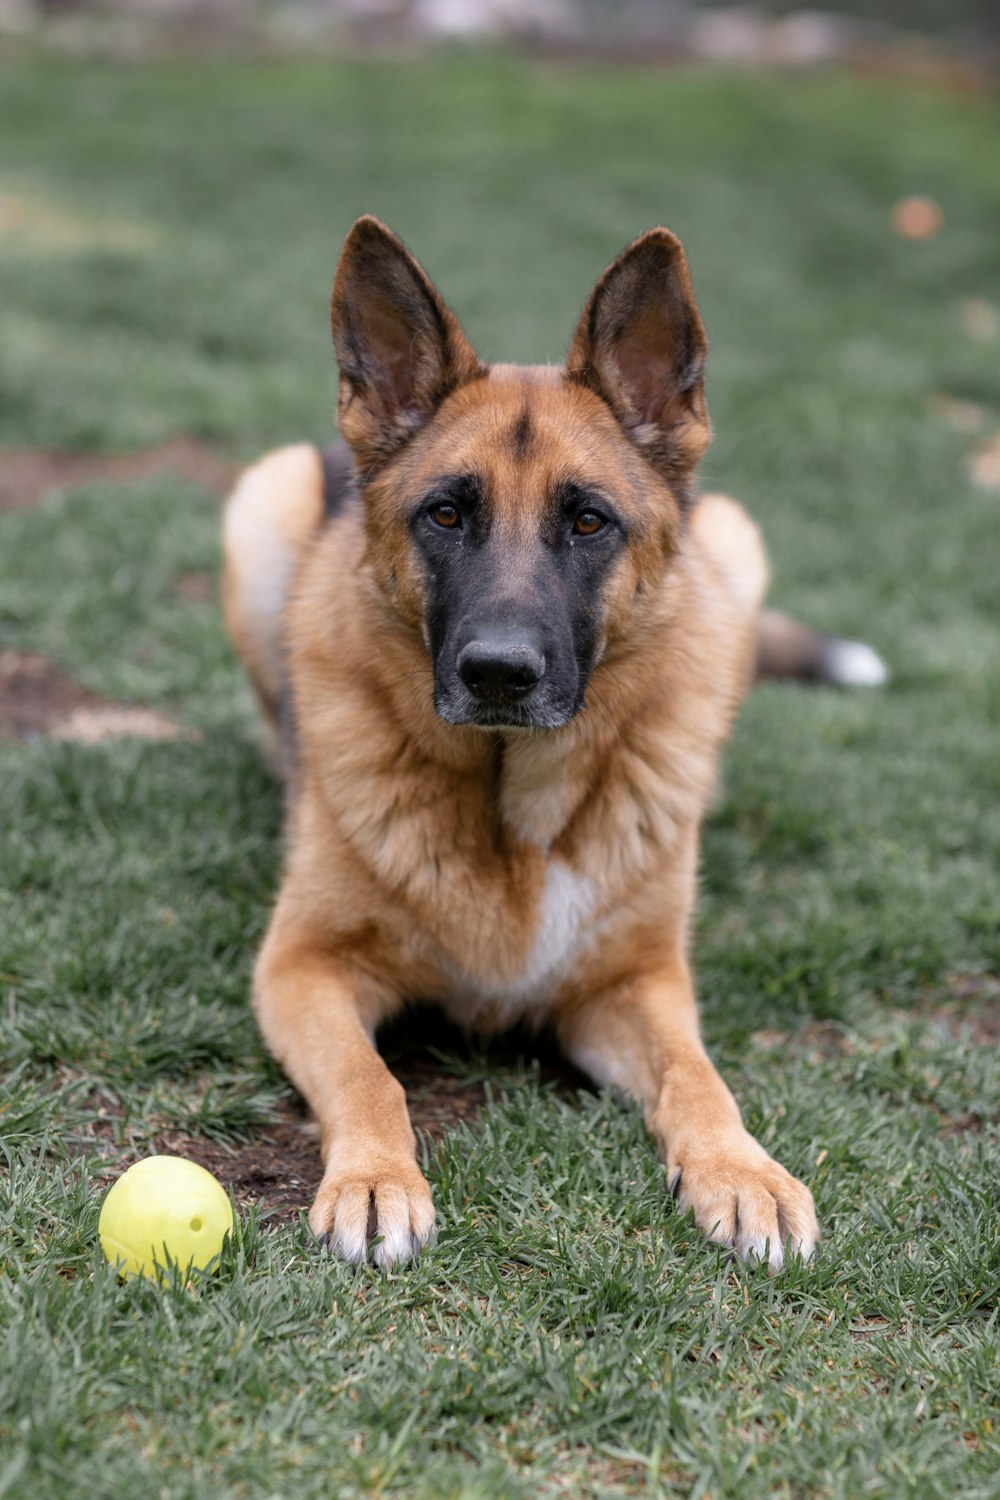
[439,856,599,1029]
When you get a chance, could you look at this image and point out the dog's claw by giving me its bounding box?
[309,1162,436,1269]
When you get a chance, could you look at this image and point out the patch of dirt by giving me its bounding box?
[0,650,101,739]
[849,1315,893,1339]
[174,570,216,604]
[159,1064,500,1228]
[157,1106,323,1228]
[750,1021,857,1058]
[752,976,1000,1059]
[73,1095,322,1229]
[929,971,1000,1046]
[395,1057,491,1140]
[0,438,238,512]
[939,1112,985,1139]
[76,1019,592,1227]
[0,649,195,744]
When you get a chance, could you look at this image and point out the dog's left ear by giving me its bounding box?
[331,216,484,474]
[567,229,710,495]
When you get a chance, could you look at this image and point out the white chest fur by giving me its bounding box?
[441,857,599,1028]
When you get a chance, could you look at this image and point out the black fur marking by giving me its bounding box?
[319,441,359,520]
[414,470,624,731]
[273,443,359,790]
[510,408,533,459]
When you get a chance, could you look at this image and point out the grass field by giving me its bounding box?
[1,48,999,1499]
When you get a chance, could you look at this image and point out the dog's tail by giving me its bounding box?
[756,609,888,686]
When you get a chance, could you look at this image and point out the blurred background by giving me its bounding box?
[3,0,999,62]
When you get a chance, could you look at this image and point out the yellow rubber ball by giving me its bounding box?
[99,1155,235,1281]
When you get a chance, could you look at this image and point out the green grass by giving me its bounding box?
[1,49,999,1500]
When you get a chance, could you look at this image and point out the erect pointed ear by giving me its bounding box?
[331,216,484,474]
[566,229,710,497]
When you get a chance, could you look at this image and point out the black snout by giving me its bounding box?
[456,633,545,703]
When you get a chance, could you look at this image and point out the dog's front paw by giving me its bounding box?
[308,1154,436,1269]
[669,1135,818,1271]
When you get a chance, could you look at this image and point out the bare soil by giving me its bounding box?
[0,649,191,743]
[156,1106,325,1228]
[936,971,1000,1045]
[152,1073,495,1228]
[0,649,107,739]
[165,1028,591,1227]
[75,1018,592,1228]
[174,570,216,604]
[0,433,233,741]
[0,438,237,512]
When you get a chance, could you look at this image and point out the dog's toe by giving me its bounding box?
[309,1161,436,1268]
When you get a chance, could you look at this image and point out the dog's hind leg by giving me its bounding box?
[693,492,771,616]
[222,445,329,765]
[689,492,771,696]
[693,491,888,688]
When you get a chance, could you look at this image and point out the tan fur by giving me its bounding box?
[222,221,819,1270]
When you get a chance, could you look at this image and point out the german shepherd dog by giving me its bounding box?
[222,217,886,1271]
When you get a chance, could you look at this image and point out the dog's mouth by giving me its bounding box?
[433,686,580,732]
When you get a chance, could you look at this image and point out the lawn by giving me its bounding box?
[1,47,998,1500]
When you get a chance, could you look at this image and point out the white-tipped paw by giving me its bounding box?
[309,1156,436,1269]
[669,1137,818,1271]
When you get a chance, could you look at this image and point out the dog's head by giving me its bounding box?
[331,217,710,730]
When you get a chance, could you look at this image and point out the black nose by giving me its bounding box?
[457,634,545,702]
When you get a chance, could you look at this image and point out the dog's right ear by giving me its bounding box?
[331,217,483,474]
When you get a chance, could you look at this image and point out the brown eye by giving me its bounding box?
[430,503,460,529]
[573,511,605,536]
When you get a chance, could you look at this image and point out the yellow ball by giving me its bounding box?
[99,1155,234,1281]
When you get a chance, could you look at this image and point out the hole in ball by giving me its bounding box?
[190,1217,202,1232]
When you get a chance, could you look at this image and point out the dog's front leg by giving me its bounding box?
[254,932,435,1268]
[559,956,818,1269]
